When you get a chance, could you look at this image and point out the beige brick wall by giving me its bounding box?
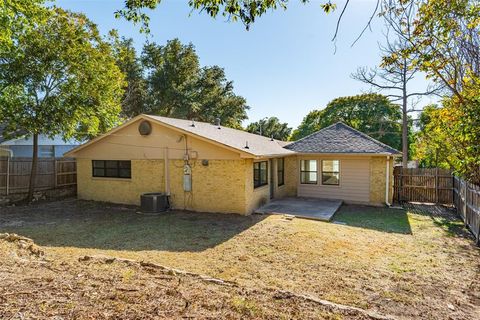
[369,156,394,205]
[274,156,298,199]
[77,158,165,205]
[168,159,247,214]
[77,158,249,214]
[243,159,269,214]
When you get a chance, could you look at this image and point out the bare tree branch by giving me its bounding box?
[331,0,350,42]
[351,0,380,47]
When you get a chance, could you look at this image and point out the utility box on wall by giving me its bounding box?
[183,164,192,192]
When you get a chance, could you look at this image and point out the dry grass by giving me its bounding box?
[1,199,479,319]
[0,238,365,320]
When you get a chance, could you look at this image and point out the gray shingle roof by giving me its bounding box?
[285,122,401,155]
[145,115,295,157]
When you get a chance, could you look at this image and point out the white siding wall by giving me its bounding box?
[297,156,371,203]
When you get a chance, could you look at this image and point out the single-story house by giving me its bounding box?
[0,124,80,158]
[65,114,401,215]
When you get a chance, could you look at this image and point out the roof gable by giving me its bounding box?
[66,114,294,158]
[285,122,401,155]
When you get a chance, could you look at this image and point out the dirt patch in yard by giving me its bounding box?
[0,234,381,319]
[1,200,479,319]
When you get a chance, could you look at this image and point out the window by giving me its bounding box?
[322,160,340,185]
[39,146,54,158]
[253,161,268,188]
[277,158,285,186]
[92,160,131,179]
[300,160,317,184]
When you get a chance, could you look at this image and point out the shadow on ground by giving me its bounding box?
[0,199,266,252]
[403,202,474,240]
[332,204,412,234]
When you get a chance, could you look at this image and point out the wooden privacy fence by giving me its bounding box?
[393,167,454,204]
[393,167,480,245]
[453,177,480,245]
[0,157,76,196]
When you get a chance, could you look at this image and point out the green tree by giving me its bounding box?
[413,83,480,183]
[291,94,402,150]
[108,30,147,117]
[194,66,249,129]
[0,0,48,48]
[290,110,323,141]
[0,8,124,201]
[142,39,249,128]
[353,0,440,167]
[411,104,450,168]
[387,0,480,183]
[115,0,338,32]
[246,117,292,140]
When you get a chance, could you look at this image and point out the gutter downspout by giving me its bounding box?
[385,155,391,206]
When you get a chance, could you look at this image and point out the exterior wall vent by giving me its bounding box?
[138,120,152,136]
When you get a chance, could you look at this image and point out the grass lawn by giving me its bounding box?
[1,199,479,319]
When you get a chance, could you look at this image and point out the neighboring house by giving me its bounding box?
[0,125,79,158]
[65,114,401,215]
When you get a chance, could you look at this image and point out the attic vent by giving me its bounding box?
[138,120,152,136]
[244,141,249,149]
[215,118,221,128]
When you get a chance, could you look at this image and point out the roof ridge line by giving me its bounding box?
[145,114,288,143]
[338,123,400,153]
[287,121,341,146]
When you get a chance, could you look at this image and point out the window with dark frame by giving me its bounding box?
[277,158,285,186]
[322,160,340,185]
[253,161,268,188]
[300,160,317,184]
[92,160,131,179]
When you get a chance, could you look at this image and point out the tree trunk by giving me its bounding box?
[402,64,409,168]
[27,133,39,202]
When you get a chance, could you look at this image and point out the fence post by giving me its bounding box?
[452,175,456,205]
[54,158,57,189]
[463,180,468,227]
[6,156,9,196]
[477,224,480,246]
[399,168,403,203]
[435,167,439,204]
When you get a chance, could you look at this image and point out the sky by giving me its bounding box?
[56,0,435,129]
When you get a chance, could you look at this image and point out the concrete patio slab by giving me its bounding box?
[255,197,343,221]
